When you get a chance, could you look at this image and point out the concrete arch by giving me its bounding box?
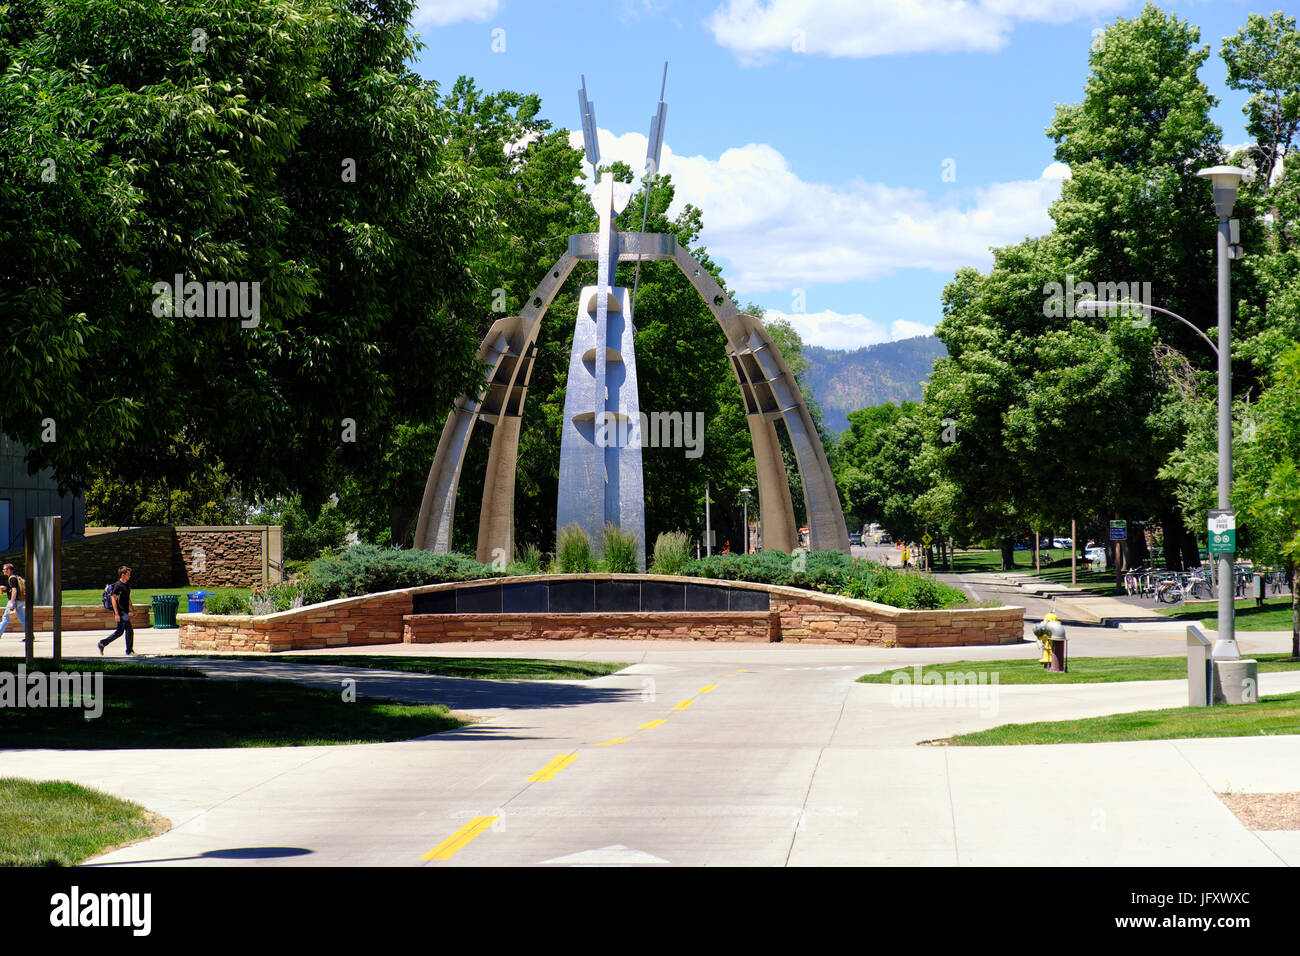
[414,234,849,560]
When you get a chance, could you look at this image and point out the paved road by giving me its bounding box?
[4,636,1299,867]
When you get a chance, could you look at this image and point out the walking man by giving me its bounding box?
[99,566,135,656]
[0,562,26,638]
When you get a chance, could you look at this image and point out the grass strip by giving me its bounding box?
[0,658,202,678]
[941,691,1300,746]
[0,778,169,866]
[0,675,463,749]
[859,654,1300,685]
[1157,598,1297,632]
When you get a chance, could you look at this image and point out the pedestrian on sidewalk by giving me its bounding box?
[0,562,26,638]
[98,566,135,656]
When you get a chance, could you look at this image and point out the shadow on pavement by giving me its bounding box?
[162,658,641,712]
[85,846,313,866]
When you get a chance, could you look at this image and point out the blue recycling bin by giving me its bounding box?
[187,590,211,613]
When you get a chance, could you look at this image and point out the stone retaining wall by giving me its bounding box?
[1,525,282,589]
[177,574,1024,652]
[404,611,775,643]
[24,606,152,631]
[771,595,1024,646]
[172,526,282,588]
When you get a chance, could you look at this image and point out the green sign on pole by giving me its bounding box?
[1207,509,1236,555]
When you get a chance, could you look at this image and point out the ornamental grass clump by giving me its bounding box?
[555,524,594,574]
[650,531,691,575]
[600,523,640,573]
[515,542,543,574]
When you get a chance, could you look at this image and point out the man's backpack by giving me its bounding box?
[101,583,115,611]
[10,576,24,602]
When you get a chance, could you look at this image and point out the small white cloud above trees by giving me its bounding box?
[413,0,500,27]
[706,0,1128,60]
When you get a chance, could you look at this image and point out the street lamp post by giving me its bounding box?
[740,487,752,554]
[1199,165,1248,661]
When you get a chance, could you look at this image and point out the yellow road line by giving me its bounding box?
[698,684,718,693]
[638,718,667,729]
[527,753,579,782]
[421,816,498,860]
[672,699,694,710]
[596,737,630,746]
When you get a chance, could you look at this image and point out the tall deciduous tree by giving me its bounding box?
[1222,11,1300,201]
[1235,345,1300,657]
[0,0,492,524]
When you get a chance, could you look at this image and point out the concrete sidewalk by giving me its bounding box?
[2,647,1298,867]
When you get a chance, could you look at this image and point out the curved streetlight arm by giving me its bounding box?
[1079,299,1219,358]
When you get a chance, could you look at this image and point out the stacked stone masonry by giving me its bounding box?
[30,606,152,631]
[0,525,281,589]
[404,611,775,643]
[177,575,1024,652]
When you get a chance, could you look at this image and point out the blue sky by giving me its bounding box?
[410,0,1262,349]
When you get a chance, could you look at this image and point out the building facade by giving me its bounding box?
[0,437,85,550]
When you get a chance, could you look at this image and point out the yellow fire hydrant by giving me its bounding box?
[1031,613,1068,673]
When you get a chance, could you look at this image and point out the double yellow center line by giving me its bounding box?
[423,669,744,861]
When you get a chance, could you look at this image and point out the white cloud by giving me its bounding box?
[762,309,935,350]
[891,319,935,340]
[568,127,1066,294]
[413,0,499,27]
[707,0,1129,59]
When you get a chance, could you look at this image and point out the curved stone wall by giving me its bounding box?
[177,574,1024,653]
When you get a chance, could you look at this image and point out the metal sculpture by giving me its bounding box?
[413,71,849,565]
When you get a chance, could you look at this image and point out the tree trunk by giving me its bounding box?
[1291,559,1298,661]
[1162,513,1184,571]
[1000,537,1015,571]
[1128,520,1150,567]
[1181,524,1202,571]
[390,505,415,550]
[1113,516,1127,592]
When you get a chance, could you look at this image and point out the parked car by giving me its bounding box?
[878,533,893,545]
[1052,537,1072,549]
[849,532,863,545]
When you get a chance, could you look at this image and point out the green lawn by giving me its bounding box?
[0,658,201,678]
[175,654,627,681]
[946,548,1119,594]
[1158,597,1297,631]
[860,654,1300,685]
[0,778,168,866]
[57,586,252,607]
[942,691,1300,746]
[0,673,464,748]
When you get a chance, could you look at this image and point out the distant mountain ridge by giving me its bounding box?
[803,336,947,435]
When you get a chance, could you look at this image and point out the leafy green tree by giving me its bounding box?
[1222,11,1300,202]
[921,5,1229,574]
[1234,345,1300,657]
[252,495,348,562]
[0,0,492,523]
[85,438,250,526]
[835,401,928,545]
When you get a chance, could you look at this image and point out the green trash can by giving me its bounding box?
[152,594,180,628]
